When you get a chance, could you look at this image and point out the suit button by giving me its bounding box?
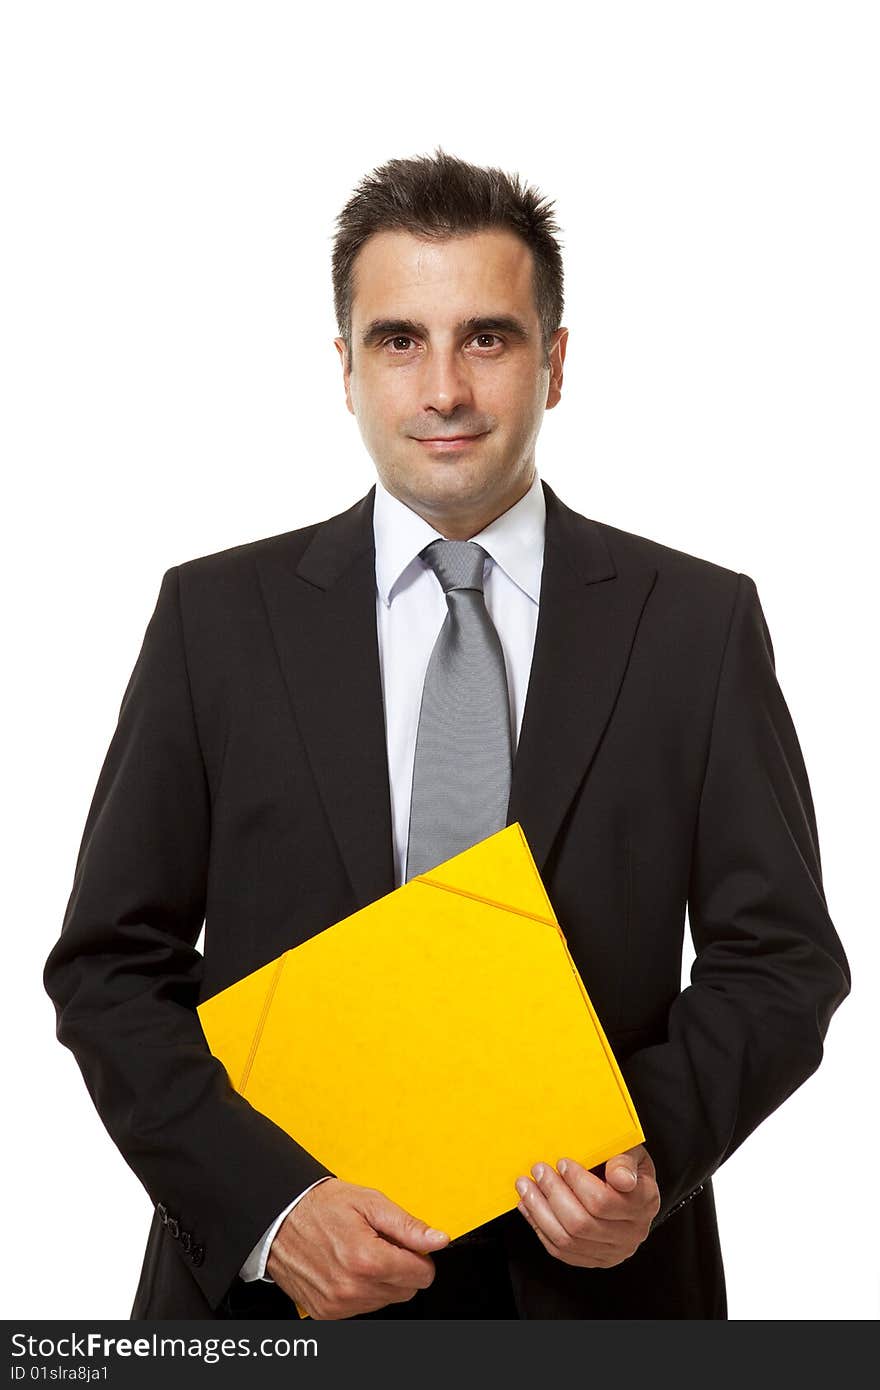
[167,1217,179,1239]
[191,1243,205,1267]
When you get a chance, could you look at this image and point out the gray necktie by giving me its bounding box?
[404,539,514,882]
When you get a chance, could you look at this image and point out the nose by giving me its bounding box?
[420,344,474,417]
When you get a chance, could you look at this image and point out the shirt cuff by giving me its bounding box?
[238,1176,334,1283]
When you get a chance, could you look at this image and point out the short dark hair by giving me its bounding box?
[332,147,564,366]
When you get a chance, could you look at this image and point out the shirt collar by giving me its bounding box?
[373,470,546,608]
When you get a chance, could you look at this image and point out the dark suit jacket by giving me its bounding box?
[44,479,850,1319]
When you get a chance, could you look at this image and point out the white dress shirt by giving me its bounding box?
[239,468,546,1282]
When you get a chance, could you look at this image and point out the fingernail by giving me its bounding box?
[426,1228,448,1241]
[558,1159,569,1176]
[531,1163,545,1181]
[515,1177,530,1197]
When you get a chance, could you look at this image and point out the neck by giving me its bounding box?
[402,471,536,540]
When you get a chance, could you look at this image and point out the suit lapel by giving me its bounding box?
[255,479,658,908]
[255,487,396,911]
[507,482,658,873]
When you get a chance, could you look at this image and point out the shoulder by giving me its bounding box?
[173,520,323,583]
[163,488,374,605]
[594,518,751,652]
[545,480,745,600]
[574,517,765,689]
[548,482,748,631]
[545,485,752,660]
[594,516,742,589]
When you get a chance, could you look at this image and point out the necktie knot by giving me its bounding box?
[420,539,488,595]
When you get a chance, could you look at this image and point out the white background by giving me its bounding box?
[2,1,877,1320]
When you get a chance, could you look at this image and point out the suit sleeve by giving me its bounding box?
[43,567,334,1310]
[240,1177,334,1283]
[620,572,850,1226]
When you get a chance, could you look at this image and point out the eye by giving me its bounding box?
[471,333,502,350]
[385,336,416,353]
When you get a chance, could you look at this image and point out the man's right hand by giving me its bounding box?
[265,1178,450,1320]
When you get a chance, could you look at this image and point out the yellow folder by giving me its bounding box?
[197,822,643,1315]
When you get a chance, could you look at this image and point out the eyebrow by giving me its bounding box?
[360,315,531,348]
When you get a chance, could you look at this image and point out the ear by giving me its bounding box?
[545,328,569,410]
[334,337,355,415]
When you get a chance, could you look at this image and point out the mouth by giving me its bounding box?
[414,432,488,451]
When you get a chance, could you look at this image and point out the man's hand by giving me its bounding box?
[265,1178,450,1320]
[514,1144,660,1268]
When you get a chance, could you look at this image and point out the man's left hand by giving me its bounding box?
[514,1145,660,1268]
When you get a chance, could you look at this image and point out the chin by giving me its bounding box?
[416,457,498,489]
[415,477,492,510]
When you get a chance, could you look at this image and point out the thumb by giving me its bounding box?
[363,1191,450,1252]
[605,1145,645,1194]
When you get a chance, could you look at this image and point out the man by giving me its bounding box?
[44,150,850,1321]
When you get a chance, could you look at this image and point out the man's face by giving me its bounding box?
[335,228,567,537]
